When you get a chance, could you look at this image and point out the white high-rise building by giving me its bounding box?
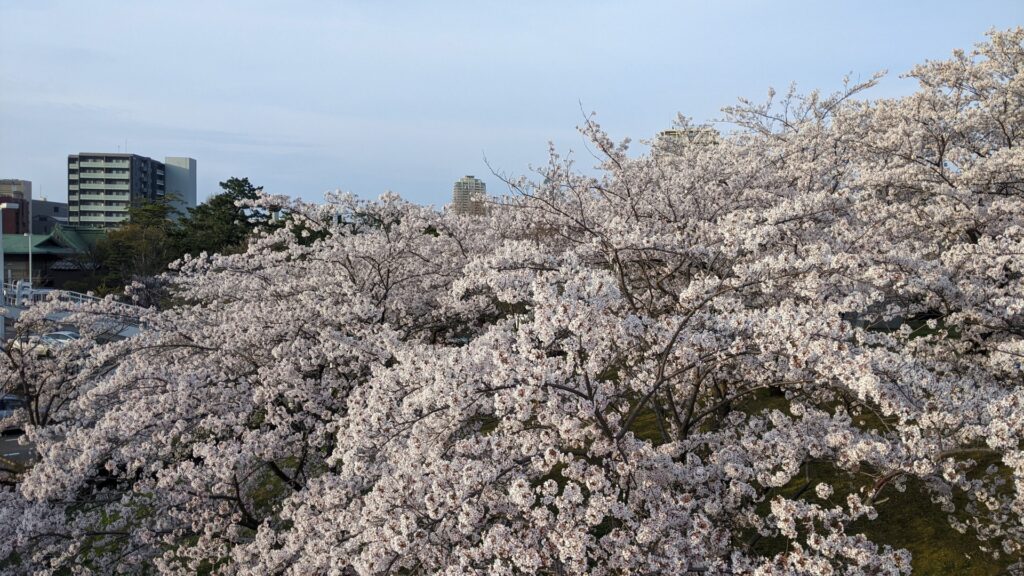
[451,175,487,215]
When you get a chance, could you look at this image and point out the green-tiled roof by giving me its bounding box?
[54,226,105,252]
[2,225,105,256]
[0,233,66,253]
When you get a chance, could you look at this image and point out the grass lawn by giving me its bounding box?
[627,393,1013,574]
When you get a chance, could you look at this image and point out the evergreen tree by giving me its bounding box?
[175,177,265,257]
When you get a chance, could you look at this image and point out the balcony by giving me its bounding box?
[79,183,130,191]
[76,193,123,201]
[79,160,129,169]
[78,214,124,223]
[78,171,128,180]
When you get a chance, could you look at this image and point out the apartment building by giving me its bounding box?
[451,175,488,216]
[0,179,32,234]
[67,153,196,228]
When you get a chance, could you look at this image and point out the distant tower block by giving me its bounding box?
[0,179,31,233]
[451,175,487,216]
[164,157,198,217]
[654,126,720,157]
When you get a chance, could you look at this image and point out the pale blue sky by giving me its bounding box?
[1,1,1021,207]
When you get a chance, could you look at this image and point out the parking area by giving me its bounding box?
[0,433,32,470]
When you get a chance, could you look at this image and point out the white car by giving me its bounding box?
[40,331,79,347]
[9,331,80,356]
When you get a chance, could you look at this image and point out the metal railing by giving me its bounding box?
[1,282,145,341]
[2,281,107,308]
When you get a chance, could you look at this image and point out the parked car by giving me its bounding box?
[40,331,79,347]
[9,330,79,356]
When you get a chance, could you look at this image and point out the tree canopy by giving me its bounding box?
[76,177,266,294]
[174,177,267,258]
[2,29,1023,575]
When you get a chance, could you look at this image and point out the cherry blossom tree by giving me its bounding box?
[1,28,1021,575]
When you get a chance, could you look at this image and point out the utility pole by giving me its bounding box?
[27,189,32,287]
